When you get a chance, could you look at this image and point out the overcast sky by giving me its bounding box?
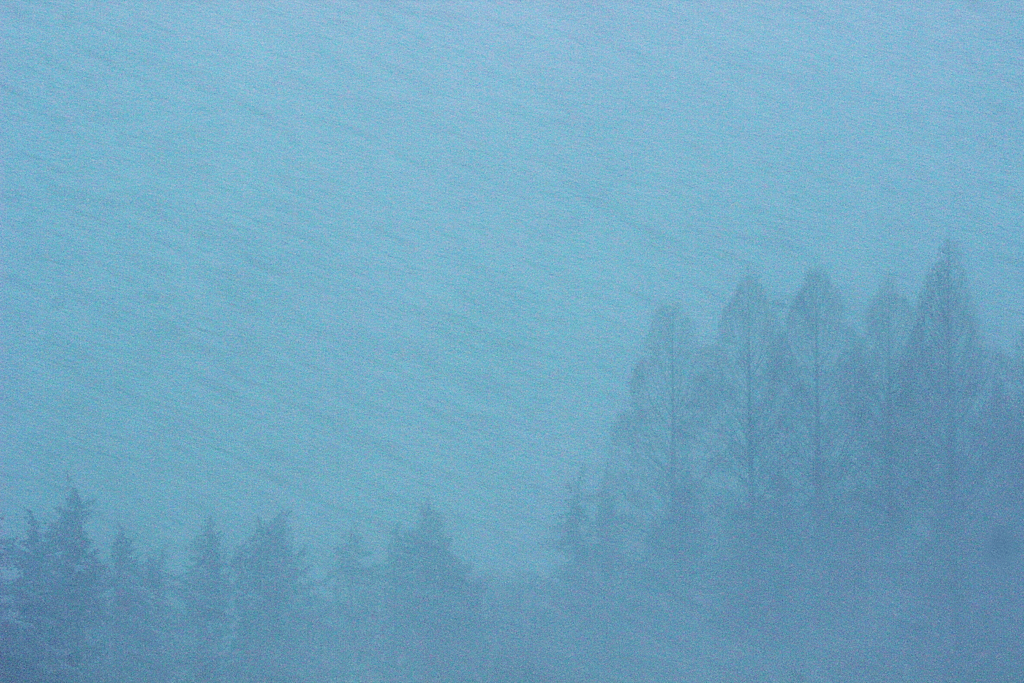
[2,0,1021,573]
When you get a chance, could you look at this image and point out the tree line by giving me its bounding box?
[2,241,1021,682]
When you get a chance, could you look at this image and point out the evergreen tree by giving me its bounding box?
[325,528,378,681]
[710,276,800,653]
[614,305,708,577]
[231,512,310,683]
[99,527,172,682]
[0,490,108,681]
[0,514,51,683]
[39,489,106,680]
[385,504,480,682]
[182,517,230,683]
[712,275,787,514]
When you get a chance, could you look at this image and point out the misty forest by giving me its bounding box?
[2,2,1023,683]
[3,244,1024,681]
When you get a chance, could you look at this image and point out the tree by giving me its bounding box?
[616,305,709,573]
[231,512,310,683]
[46,489,107,678]
[0,513,51,683]
[325,528,379,682]
[785,268,849,527]
[99,527,173,683]
[555,477,596,582]
[384,504,480,682]
[1,490,107,682]
[711,275,787,513]
[709,275,802,655]
[555,473,627,587]
[842,277,913,529]
[899,241,990,680]
[182,517,230,683]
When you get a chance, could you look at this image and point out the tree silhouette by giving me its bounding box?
[47,489,106,678]
[899,241,985,680]
[231,512,310,683]
[843,277,913,529]
[612,305,709,577]
[712,275,787,513]
[326,528,378,681]
[785,268,848,527]
[385,503,479,682]
[99,527,172,682]
[0,512,51,682]
[182,517,230,683]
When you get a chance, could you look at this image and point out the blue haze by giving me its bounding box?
[1,1,1021,573]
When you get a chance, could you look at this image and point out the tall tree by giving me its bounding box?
[709,277,809,672]
[231,512,310,683]
[182,517,230,683]
[712,275,787,512]
[842,277,913,529]
[2,490,107,682]
[785,268,848,526]
[46,489,107,679]
[99,527,172,683]
[0,513,51,683]
[385,504,480,683]
[619,305,708,566]
[899,241,984,680]
[325,528,378,682]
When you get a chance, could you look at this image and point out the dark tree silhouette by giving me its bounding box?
[99,527,173,683]
[0,513,52,683]
[712,275,787,513]
[182,517,230,683]
[610,305,709,581]
[231,512,310,683]
[843,277,913,529]
[385,503,480,682]
[710,276,802,656]
[40,489,106,680]
[325,528,378,681]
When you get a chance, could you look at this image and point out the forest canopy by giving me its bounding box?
[2,242,1021,682]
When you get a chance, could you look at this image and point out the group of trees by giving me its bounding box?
[0,495,485,683]
[1,242,1021,682]
[568,242,1024,681]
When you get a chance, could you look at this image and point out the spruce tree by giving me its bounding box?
[231,512,309,683]
[182,517,230,683]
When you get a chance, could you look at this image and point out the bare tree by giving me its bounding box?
[785,268,848,527]
[899,241,985,680]
[843,277,913,529]
[712,275,787,512]
[624,305,706,541]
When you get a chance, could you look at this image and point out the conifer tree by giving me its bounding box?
[45,489,106,679]
[713,275,786,513]
[231,512,309,683]
[844,277,913,529]
[100,527,172,682]
[615,305,709,576]
[385,504,479,682]
[326,528,378,681]
[182,517,230,683]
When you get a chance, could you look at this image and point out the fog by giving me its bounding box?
[1,2,1022,679]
